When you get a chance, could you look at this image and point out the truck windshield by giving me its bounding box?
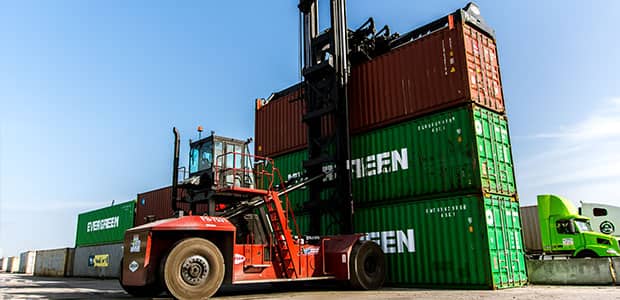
[189,141,213,174]
[574,219,592,232]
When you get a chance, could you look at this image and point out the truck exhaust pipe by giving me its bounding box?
[172,127,180,213]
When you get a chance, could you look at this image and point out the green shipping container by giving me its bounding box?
[75,200,135,247]
[290,194,527,289]
[289,212,341,237]
[273,105,516,208]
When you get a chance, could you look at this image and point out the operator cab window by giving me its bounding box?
[189,140,214,174]
[214,141,223,167]
[199,142,213,171]
[189,147,200,174]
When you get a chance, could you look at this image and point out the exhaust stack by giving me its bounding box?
[172,127,180,213]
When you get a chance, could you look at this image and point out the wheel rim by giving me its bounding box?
[180,255,210,286]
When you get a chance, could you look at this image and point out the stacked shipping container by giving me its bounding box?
[0,257,7,272]
[18,251,36,274]
[7,256,20,273]
[34,248,75,277]
[255,4,526,289]
[135,186,210,227]
[73,200,135,278]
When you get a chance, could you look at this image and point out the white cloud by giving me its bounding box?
[516,98,620,207]
[527,97,620,141]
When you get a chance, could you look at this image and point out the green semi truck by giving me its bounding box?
[520,194,620,258]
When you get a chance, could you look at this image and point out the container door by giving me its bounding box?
[485,195,527,289]
[507,201,528,285]
[474,107,516,196]
[463,24,504,112]
[485,196,509,288]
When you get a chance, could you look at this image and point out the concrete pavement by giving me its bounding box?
[1,273,619,299]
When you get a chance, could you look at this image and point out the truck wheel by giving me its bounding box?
[163,238,225,300]
[119,259,163,297]
[575,250,598,258]
[349,241,386,290]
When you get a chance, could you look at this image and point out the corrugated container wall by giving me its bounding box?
[18,251,36,274]
[73,243,123,278]
[255,86,305,158]
[5,257,11,272]
[256,9,504,158]
[34,248,75,277]
[135,186,211,226]
[75,200,136,247]
[349,21,503,133]
[519,206,542,253]
[0,258,7,271]
[273,105,516,210]
[255,86,334,158]
[292,194,527,289]
[8,256,20,273]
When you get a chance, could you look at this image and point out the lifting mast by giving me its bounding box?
[298,0,353,235]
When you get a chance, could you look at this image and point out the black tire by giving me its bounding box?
[349,241,386,290]
[163,238,225,300]
[119,259,163,297]
[575,250,598,258]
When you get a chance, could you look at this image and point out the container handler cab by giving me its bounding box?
[119,128,386,299]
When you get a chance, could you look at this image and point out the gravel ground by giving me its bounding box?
[0,273,618,299]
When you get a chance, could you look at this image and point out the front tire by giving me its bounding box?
[163,238,225,300]
[349,241,386,290]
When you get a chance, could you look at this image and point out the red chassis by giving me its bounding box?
[120,191,385,299]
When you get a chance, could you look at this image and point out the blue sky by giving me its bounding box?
[1,1,619,257]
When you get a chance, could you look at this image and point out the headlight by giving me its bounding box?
[606,249,618,255]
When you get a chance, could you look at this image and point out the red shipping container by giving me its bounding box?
[135,186,210,226]
[255,85,306,159]
[349,21,503,133]
[255,7,504,158]
[255,85,334,158]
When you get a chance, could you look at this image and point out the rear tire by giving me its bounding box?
[349,241,386,290]
[163,238,225,300]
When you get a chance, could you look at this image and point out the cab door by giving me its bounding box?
[549,217,578,253]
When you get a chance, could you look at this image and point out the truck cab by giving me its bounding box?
[538,195,620,257]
